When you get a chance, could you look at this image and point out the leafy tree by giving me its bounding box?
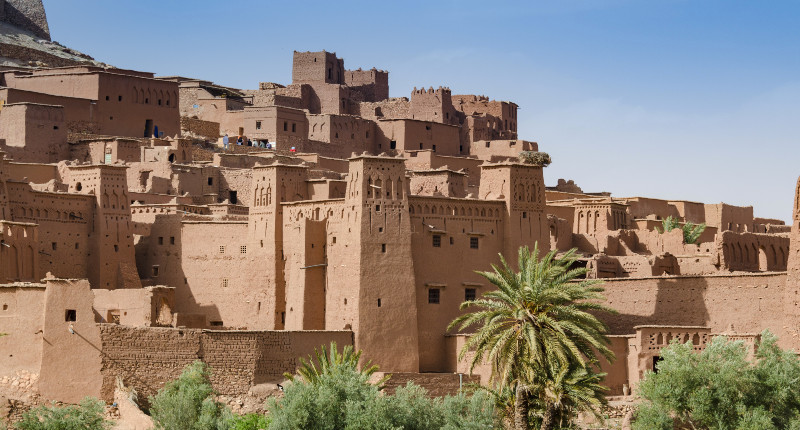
[149,360,230,430]
[17,397,110,430]
[448,244,615,430]
[634,330,800,430]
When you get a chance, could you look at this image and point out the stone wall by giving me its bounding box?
[181,116,220,141]
[98,325,353,402]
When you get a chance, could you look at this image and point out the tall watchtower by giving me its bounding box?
[328,154,420,372]
[479,160,549,260]
[292,50,345,85]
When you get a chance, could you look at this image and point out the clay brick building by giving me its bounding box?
[0,41,796,407]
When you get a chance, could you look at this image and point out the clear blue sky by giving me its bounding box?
[44,0,800,222]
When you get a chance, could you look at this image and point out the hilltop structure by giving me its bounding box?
[0,45,794,407]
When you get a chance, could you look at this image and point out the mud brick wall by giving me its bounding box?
[99,325,353,401]
[99,325,202,402]
[181,117,220,140]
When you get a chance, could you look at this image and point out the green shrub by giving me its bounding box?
[149,360,230,430]
[269,342,498,429]
[227,413,269,430]
[635,330,800,429]
[16,397,110,430]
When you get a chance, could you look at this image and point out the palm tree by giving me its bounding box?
[682,221,706,244]
[448,244,615,430]
[655,216,707,244]
[655,216,680,234]
[285,341,389,388]
[527,360,608,429]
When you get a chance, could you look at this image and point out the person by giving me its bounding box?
[266,142,272,150]
[153,125,159,138]
[290,146,296,153]
[236,136,243,145]
[222,134,229,149]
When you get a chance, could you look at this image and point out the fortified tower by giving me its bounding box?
[329,154,419,371]
[64,164,139,289]
[784,176,800,346]
[249,162,309,329]
[479,160,549,260]
[410,87,457,125]
[292,50,345,85]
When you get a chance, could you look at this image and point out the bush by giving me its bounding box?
[149,360,230,430]
[17,397,110,430]
[227,413,269,430]
[268,342,497,429]
[634,330,800,429]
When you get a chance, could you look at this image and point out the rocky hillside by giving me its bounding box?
[0,18,107,68]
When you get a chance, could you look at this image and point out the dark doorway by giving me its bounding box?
[168,154,176,163]
[652,356,664,373]
[229,190,238,204]
[144,119,154,137]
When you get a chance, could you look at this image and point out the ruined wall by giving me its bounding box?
[98,325,353,401]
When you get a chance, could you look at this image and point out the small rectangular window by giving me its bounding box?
[486,142,491,148]
[283,121,288,131]
[256,121,262,130]
[449,237,454,245]
[75,242,79,249]
[470,237,479,249]
[522,212,527,218]
[428,288,440,304]
[432,144,436,152]
[51,242,57,250]
[219,245,225,254]
[419,143,423,149]
[158,237,164,245]
[170,236,175,245]
[377,298,382,307]
[381,244,386,253]
[222,278,229,288]
[65,309,77,322]
[432,235,441,248]
[240,245,247,254]
[375,205,380,212]
[292,123,296,132]
[152,265,159,277]
[208,177,213,186]
[390,140,396,150]
[465,288,477,301]
[210,321,223,327]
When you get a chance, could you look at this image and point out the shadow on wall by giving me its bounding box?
[132,213,219,328]
[600,277,711,335]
